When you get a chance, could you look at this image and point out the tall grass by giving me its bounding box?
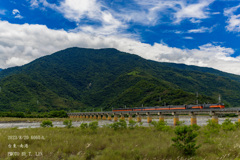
[0,120,240,159]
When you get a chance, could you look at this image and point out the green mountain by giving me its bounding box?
[0,47,239,112]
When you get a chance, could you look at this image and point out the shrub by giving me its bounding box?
[89,121,98,132]
[63,120,73,128]
[221,118,236,131]
[203,119,221,143]
[128,120,137,129]
[80,123,88,129]
[205,119,221,133]
[176,121,185,126]
[235,121,240,128]
[172,125,200,156]
[151,121,170,131]
[40,120,53,128]
[109,119,127,130]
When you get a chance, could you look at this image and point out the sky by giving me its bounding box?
[1,0,240,75]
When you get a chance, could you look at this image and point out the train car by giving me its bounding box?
[169,105,186,110]
[186,105,203,109]
[113,103,225,112]
[154,106,170,110]
[112,108,133,112]
[203,103,225,109]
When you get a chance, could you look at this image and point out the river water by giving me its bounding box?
[0,116,238,129]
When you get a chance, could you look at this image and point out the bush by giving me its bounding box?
[172,125,200,156]
[221,118,236,131]
[203,119,221,143]
[151,121,170,131]
[63,120,73,128]
[109,119,127,130]
[40,120,53,128]
[128,120,137,129]
[80,123,88,129]
[235,121,240,128]
[89,121,98,132]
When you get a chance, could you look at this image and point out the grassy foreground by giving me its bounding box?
[0,121,240,160]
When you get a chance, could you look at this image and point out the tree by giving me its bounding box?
[172,125,200,156]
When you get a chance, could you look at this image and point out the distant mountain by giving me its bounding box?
[161,62,240,82]
[0,47,240,112]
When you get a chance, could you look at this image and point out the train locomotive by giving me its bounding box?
[112,103,225,112]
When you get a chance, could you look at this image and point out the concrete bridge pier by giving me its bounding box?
[172,112,179,126]
[136,113,142,122]
[86,115,89,119]
[146,112,152,123]
[102,115,107,120]
[128,114,133,121]
[83,115,86,119]
[107,114,112,121]
[89,115,92,119]
[210,111,218,124]
[80,115,83,119]
[158,112,164,122]
[120,114,125,120]
[98,114,102,120]
[237,111,240,123]
[189,112,197,125]
[93,114,97,119]
[114,114,118,122]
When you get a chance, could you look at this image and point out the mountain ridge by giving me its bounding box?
[0,47,239,112]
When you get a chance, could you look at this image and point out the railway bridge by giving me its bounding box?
[67,108,240,126]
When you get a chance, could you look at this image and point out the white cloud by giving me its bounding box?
[224,4,240,32]
[12,9,20,15]
[183,36,193,39]
[0,20,240,75]
[12,9,23,19]
[28,0,215,36]
[0,10,6,15]
[174,0,214,24]
[188,26,213,33]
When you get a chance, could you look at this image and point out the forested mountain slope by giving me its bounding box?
[0,47,239,112]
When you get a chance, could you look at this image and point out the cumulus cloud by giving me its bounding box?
[12,9,23,19]
[0,20,240,75]
[174,0,214,24]
[224,4,240,32]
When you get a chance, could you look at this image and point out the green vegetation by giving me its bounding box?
[1,120,240,159]
[172,125,200,155]
[0,47,240,112]
[0,110,68,118]
[80,121,98,132]
[108,119,127,130]
[151,120,170,131]
[63,120,73,128]
[40,120,53,128]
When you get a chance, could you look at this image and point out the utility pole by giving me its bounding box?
[196,92,198,105]
[219,94,221,103]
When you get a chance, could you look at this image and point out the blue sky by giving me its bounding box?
[1,0,240,75]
